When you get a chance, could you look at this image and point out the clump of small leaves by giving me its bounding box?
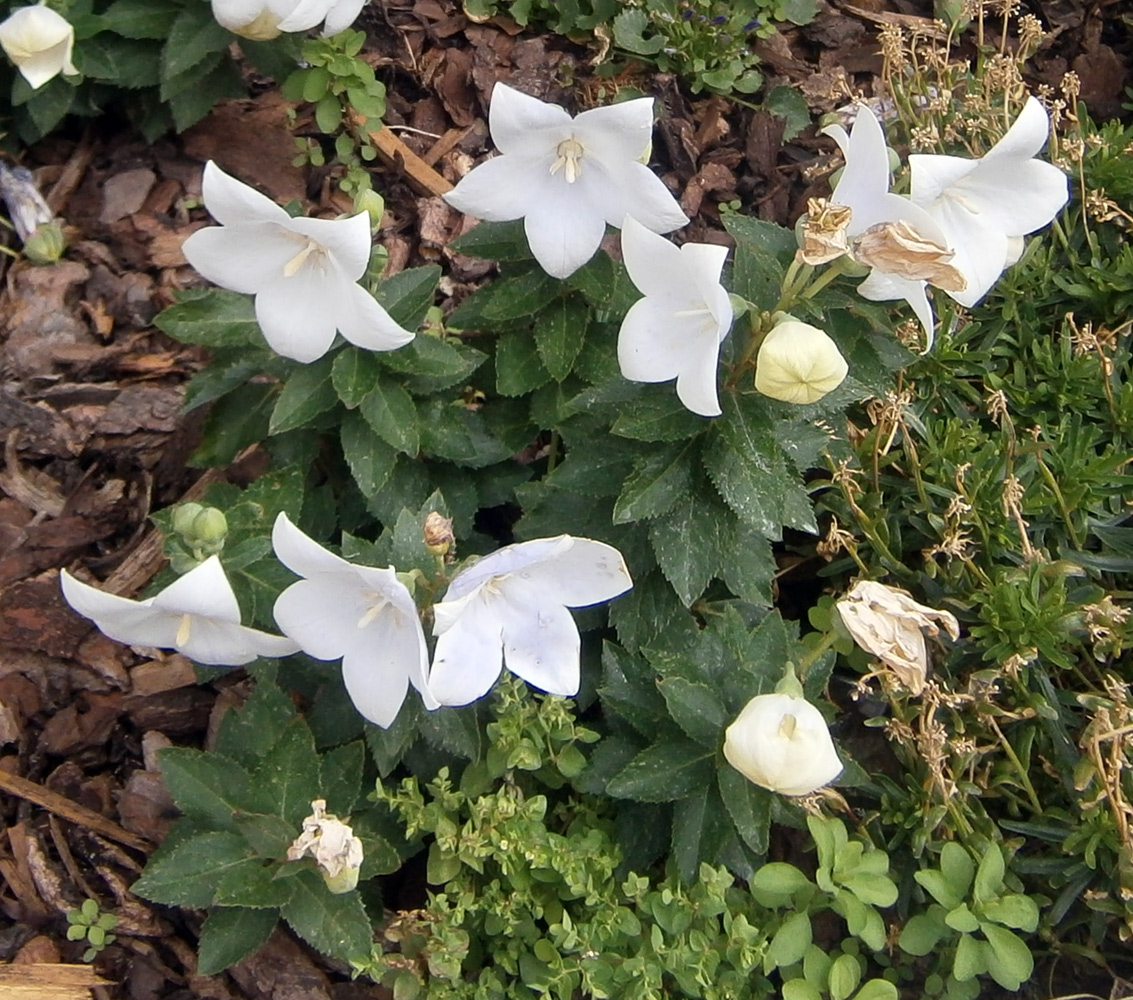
[66,898,118,962]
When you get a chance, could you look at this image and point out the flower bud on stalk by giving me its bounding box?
[754,315,848,404]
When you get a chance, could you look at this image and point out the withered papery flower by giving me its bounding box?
[797,198,853,266]
[851,220,967,292]
[836,580,960,695]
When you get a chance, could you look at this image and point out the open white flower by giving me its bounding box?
[211,0,363,39]
[723,693,843,796]
[617,215,732,417]
[181,161,414,363]
[429,535,633,706]
[0,4,76,90]
[836,579,960,695]
[444,83,688,279]
[910,96,1068,308]
[60,556,299,666]
[754,316,847,404]
[823,105,955,345]
[271,513,436,728]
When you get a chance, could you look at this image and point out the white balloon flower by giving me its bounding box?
[910,96,1069,308]
[617,215,733,417]
[444,83,688,279]
[723,692,843,797]
[429,535,633,707]
[0,4,76,90]
[181,161,414,364]
[210,0,364,40]
[754,316,848,405]
[271,513,437,728]
[60,556,299,666]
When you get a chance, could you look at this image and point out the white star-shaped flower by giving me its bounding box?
[444,83,688,279]
[0,4,76,90]
[211,0,363,39]
[616,215,733,417]
[60,556,299,666]
[271,513,437,728]
[823,104,953,344]
[909,96,1069,308]
[181,161,414,363]
[429,535,633,706]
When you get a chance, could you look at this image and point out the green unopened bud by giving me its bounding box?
[191,507,228,546]
[353,188,385,230]
[23,221,66,264]
[774,663,805,699]
[171,503,204,538]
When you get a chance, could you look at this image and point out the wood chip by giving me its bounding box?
[0,963,108,1000]
[365,122,453,197]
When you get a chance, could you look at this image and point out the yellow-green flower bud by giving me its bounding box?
[191,507,228,546]
[755,317,848,405]
[22,221,66,264]
[172,503,204,538]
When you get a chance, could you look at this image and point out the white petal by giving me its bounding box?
[272,512,352,577]
[276,0,333,30]
[150,556,242,624]
[502,537,633,607]
[18,42,70,88]
[201,160,291,227]
[253,270,339,363]
[334,281,416,353]
[181,223,299,295]
[983,96,1051,162]
[443,536,575,602]
[673,331,724,417]
[620,215,687,300]
[320,0,365,34]
[932,208,1008,307]
[591,159,688,233]
[287,212,372,283]
[574,97,656,163]
[858,271,935,346]
[443,153,546,223]
[489,84,572,158]
[617,297,693,383]
[274,577,369,659]
[498,590,581,696]
[680,242,731,312]
[523,194,607,279]
[211,0,272,31]
[827,105,891,225]
[340,605,429,726]
[60,571,179,648]
[942,157,1068,237]
[909,153,978,206]
[178,619,297,666]
[429,595,505,706]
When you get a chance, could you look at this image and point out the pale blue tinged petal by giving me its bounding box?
[443,153,548,222]
[489,83,572,157]
[574,96,656,162]
[150,556,242,623]
[497,589,581,696]
[273,577,370,659]
[442,537,575,601]
[335,280,417,353]
[620,215,687,301]
[253,267,339,363]
[181,223,299,295]
[429,596,505,706]
[617,297,699,383]
[523,196,607,279]
[201,160,291,227]
[502,537,633,607]
[983,96,1050,163]
[272,512,352,578]
[287,212,372,283]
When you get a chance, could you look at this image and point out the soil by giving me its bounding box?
[0,1,1129,997]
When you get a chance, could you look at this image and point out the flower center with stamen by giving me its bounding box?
[282,237,326,278]
[778,714,798,739]
[356,593,390,629]
[550,138,585,184]
[176,614,192,647]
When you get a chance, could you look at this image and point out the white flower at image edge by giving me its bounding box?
[823,104,952,343]
[723,693,843,797]
[428,535,633,707]
[60,556,299,666]
[910,96,1069,308]
[444,83,688,279]
[271,513,437,728]
[181,161,414,363]
[0,3,76,90]
[210,0,364,40]
[617,215,732,417]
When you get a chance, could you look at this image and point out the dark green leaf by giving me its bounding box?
[281,869,373,963]
[269,357,338,435]
[102,0,180,38]
[374,265,440,329]
[213,678,297,768]
[162,7,231,80]
[359,377,419,455]
[613,441,696,524]
[132,831,252,907]
[534,296,588,381]
[612,392,708,442]
[649,494,727,604]
[449,219,532,262]
[320,742,365,816]
[496,331,551,396]
[606,738,715,802]
[197,907,277,975]
[256,718,322,826]
[214,860,295,908]
[598,641,667,735]
[155,288,260,348]
[157,748,270,830]
[418,399,513,468]
[716,763,772,854]
[657,676,726,747]
[340,410,398,498]
[332,348,382,408]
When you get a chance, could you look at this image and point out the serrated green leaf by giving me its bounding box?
[374,265,441,329]
[132,831,252,907]
[332,348,383,408]
[213,678,297,768]
[417,399,512,468]
[449,268,559,328]
[534,296,588,381]
[269,357,338,435]
[613,441,695,524]
[197,906,277,975]
[649,494,726,604]
[162,6,231,80]
[658,676,727,747]
[449,219,532,262]
[102,0,181,39]
[716,764,771,854]
[233,811,297,858]
[281,869,372,963]
[319,742,365,815]
[155,288,260,348]
[256,718,322,826]
[598,642,667,734]
[606,738,715,802]
[214,860,294,908]
[359,377,419,456]
[340,410,398,498]
[612,392,708,442]
[495,331,550,396]
[719,521,776,606]
[157,748,270,830]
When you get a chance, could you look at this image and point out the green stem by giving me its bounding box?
[1033,453,1084,550]
[545,430,561,473]
[987,716,1043,814]
[798,256,854,301]
[795,630,839,680]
